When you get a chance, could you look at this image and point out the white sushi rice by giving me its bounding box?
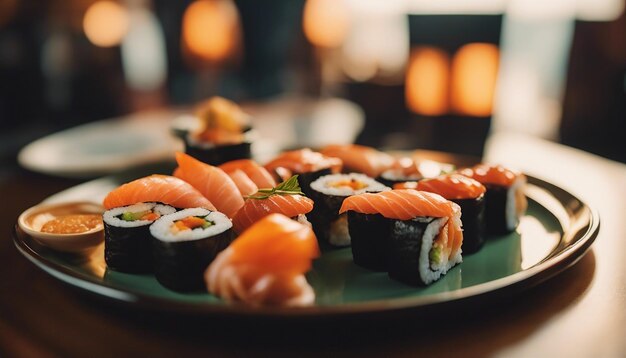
[150,208,232,243]
[310,173,389,197]
[329,215,350,246]
[103,202,177,228]
[506,175,527,231]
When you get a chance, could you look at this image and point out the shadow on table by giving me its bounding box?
[72,250,596,356]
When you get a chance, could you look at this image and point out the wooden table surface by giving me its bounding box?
[1,132,625,357]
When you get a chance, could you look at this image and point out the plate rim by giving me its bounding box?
[12,174,600,318]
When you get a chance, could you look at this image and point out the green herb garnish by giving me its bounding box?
[246,175,305,200]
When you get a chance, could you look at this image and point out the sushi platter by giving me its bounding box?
[13,98,599,317]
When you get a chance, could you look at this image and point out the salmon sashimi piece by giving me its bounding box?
[412,174,486,200]
[219,159,276,189]
[174,152,244,218]
[103,175,216,210]
[264,148,342,176]
[458,164,522,187]
[232,194,314,234]
[205,214,319,306]
[339,189,462,258]
[320,144,394,178]
[228,169,259,196]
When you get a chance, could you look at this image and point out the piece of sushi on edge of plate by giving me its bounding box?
[397,174,487,255]
[263,148,343,198]
[339,189,463,285]
[183,97,252,166]
[205,213,320,307]
[231,175,314,234]
[458,164,527,235]
[103,202,177,273]
[150,208,235,292]
[319,144,395,178]
[308,173,389,248]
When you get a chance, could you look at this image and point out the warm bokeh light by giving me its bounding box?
[182,0,239,62]
[405,47,450,116]
[451,43,499,117]
[83,1,130,48]
[303,0,349,48]
[0,0,18,27]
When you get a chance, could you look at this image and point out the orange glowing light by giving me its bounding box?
[405,47,450,116]
[303,0,349,48]
[451,43,499,117]
[182,0,239,62]
[83,1,130,48]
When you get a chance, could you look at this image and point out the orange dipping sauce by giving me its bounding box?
[40,214,103,234]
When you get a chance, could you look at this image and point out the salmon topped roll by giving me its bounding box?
[263,148,342,196]
[103,175,215,210]
[173,152,244,218]
[403,174,486,254]
[231,176,314,234]
[320,144,394,178]
[205,213,319,306]
[458,164,527,235]
[339,190,462,285]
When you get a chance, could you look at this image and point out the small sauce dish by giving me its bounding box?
[18,201,105,253]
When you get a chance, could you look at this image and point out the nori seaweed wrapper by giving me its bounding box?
[184,138,251,166]
[387,218,436,286]
[152,229,234,292]
[453,194,485,254]
[104,223,153,273]
[347,212,392,271]
[483,184,511,235]
[298,168,333,198]
[307,191,347,248]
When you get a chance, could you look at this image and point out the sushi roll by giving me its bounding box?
[309,173,389,248]
[458,164,527,235]
[406,174,487,254]
[184,97,252,166]
[320,144,394,178]
[340,190,463,284]
[263,148,343,198]
[103,202,176,273]
[150,208,234,292]
[205,213,319,306]
[232,176,314,233]
[377,157,425,188]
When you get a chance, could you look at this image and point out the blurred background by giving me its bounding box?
[0,0,624,177]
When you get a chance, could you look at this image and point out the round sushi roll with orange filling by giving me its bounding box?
[458,164,527,235]
[340,190,463,285]
[205,213,319,306]
[150,208,234,292]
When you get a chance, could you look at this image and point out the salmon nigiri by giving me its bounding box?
[227,169,259,196]
[205,213,319,306]
[173,152,244,218]
[103,175,215,210]
[320,144,394,178]
[219,159,276,189]
[231,176,314,233]
[340,189,462,284]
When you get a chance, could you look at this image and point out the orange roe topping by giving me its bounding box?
[41,214,103,234]
[415,174,486,200]
[458,164,521,187]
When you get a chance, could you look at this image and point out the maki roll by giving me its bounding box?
[320,144,394,178]
[309,173,389,248]
[407,174,487,254]
[103,202,176,273]
[459,164,527,235]
[206,214,320,306]
[263,148,343,197]
[150,208,234,292]
[184,97,252,166]
[340,190,463,285]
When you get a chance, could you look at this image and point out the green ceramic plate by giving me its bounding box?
[13,164,599,319]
